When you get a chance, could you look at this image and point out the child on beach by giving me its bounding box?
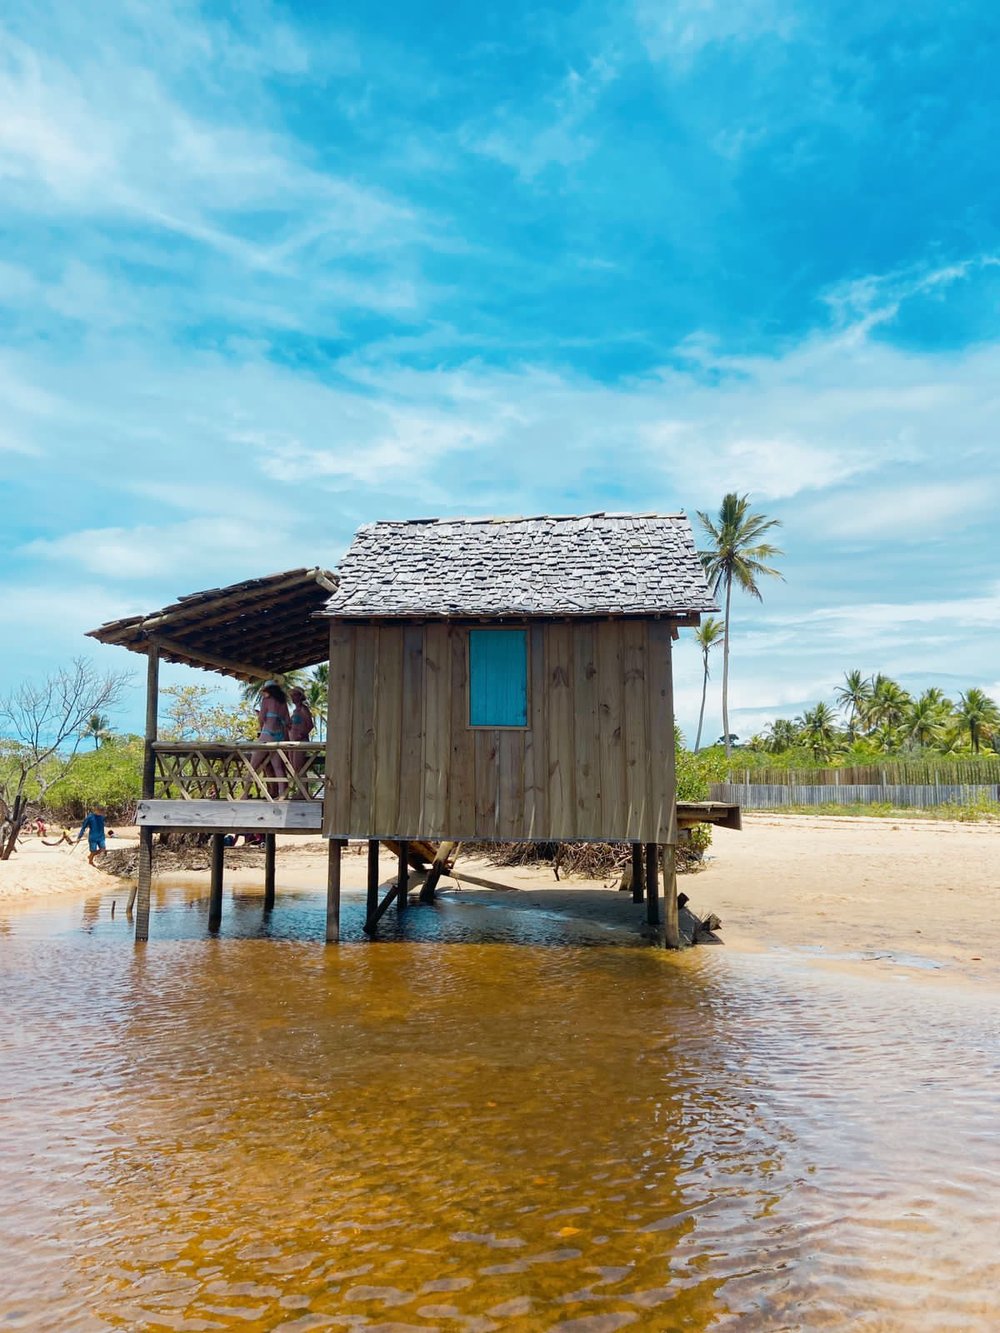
[77,806,107,866]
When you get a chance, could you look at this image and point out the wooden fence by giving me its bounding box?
[711,781,1000,810]
[723,757,1000,786]
[152,742,325,802]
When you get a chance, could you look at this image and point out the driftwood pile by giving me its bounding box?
[463,839,706,883]
[103,843,267,877]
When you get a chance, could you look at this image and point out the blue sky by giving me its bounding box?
[2,0,998,742]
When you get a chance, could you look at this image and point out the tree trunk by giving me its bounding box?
[722,578,733,759]
[695,657,709,753]
[0,776,28,861]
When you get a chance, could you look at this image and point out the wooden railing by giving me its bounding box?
[152,742,325,802]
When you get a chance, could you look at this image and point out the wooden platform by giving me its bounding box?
[676,801,742,831]
[136,800,323,831]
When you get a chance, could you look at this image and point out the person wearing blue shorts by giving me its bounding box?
[77,806,107,866]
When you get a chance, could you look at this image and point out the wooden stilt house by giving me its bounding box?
[88,513,727,946]
[319,514,720,940]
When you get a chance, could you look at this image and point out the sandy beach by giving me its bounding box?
[3,813,998,982]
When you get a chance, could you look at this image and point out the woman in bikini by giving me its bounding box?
[250,682,291,798]
[287,687,315,793]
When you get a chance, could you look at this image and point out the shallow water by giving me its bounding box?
[1,882,998,1331]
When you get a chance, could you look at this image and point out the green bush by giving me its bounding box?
[43,737,143,820]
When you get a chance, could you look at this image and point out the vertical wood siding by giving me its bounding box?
[323,620,677,842]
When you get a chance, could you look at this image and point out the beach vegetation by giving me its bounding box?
[0,659,130,858]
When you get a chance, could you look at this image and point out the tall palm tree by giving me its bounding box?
[835,670,871,739]
[697,493,783,759]
[693,616,725,752]
[765,717,800,753]
[956,687,1000,754]
[80,712,112,750]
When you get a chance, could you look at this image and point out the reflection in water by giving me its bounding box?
[1,883,998,1331]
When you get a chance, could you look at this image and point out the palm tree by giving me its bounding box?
[306,663,328,739]
[765,717,800,753]
[901,690,950,750]
[865,675,911,734]
[693,616,725,752]
[697,493,783,758]
[80,712,112,750]
[835,670,871,739]
[797,702,841,762]
[956,688,1000,754]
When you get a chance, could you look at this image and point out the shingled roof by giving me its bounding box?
[322,514,717,619]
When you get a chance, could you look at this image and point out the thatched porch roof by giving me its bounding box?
[87,568,338,682]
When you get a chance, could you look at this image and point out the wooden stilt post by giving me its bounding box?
[263,833,276,911]
[662,844,680,948]
[397,840,409,914]
[326,839,344,943]
[134,826,153,941]
[644,842,660,927]
[133,645,159,938]
[420,840,457,903]
[209,833,224,932]
[365,839,379,933]
[631,842,644,903]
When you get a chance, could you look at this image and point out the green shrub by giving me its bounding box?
[43,737,143,820]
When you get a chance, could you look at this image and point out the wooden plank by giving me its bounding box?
[420,840,458,903]
[474,730,499,838]
[366,839,380,929]
[596,621,626,840]
[209,834,224,932]
[422,623,451,838]
[495,730,525,839]
[264,833,276,910]
[647,621,677,844]
[631,842,644,903]
[545,623,576,838]
[571,622,601,838]
[662,843,679,948]
[373,625,403,837]
[397,840,409,914]
[134,826,153,941]
[644,841,659,927]
[142,645,159,800]
[448,627,476,837]
[523,624,548,838]
[349,625,378,833]
[325,839,344,943]
[397,625,424,838]
[137,800,323,830]
[324,623,355,837]
[621,620,649,842]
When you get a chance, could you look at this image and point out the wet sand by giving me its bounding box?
[4,813,997,983]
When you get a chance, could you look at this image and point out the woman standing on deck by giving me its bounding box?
[251,682,291,798]
[287,687,315,792]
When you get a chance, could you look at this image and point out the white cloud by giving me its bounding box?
[636,0,799,66]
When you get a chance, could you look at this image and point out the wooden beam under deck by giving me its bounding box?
[137,799,323,831]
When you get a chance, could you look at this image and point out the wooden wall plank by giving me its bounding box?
[422,622,451,837]
[348,625,378,831]
[474,729,499,837]
[448,627,476,836]
[595,620,625,840]
[571,622,602,837]
[647,619,677,844]
[495,730,525,839]
[372,625,403,836]
[323,623,355,836]
[621,620,650,841]
[545,623,576,838]
[523,624,548,837]
[397,624,424,837]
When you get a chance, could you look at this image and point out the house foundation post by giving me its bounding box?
[364,839,379,933]
[208,833,224,932]
[326,839,345,942]
[132,644,159,940]
[662,844,680,948]
[397,841,409,915]
[263,833,276,911]
[631,842,644,903]
[644,842,659,927]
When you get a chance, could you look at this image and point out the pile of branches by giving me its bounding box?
[463,838,706,882]
[103,843,267,878]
